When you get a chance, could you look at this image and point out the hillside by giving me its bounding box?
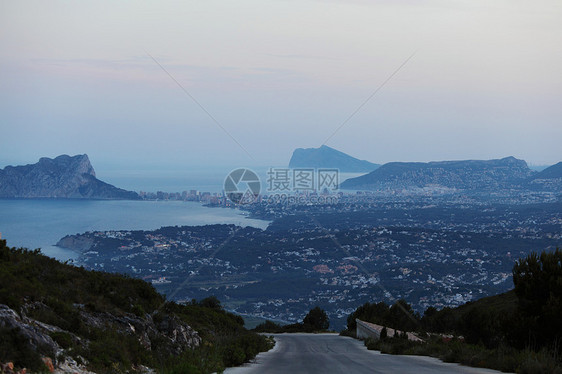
[0,239,272,373]
[0,154,139,199]
[289,145,379,173]
[527,161,562,191]
[341,156,534,191]
[345,249,562,373]
[531,162,562,179]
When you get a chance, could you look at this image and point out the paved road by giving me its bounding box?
[225,333,509,374]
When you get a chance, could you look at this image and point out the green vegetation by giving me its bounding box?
[0,240,272,373]
[303,306,330,331]
[253,306,330,333]
[344,249,562,373]
[347,299,420,333]
[513,248,562,350]
[0,326,46,372]
[363,335,562,374]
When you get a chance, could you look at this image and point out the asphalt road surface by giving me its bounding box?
[225,333,510,374]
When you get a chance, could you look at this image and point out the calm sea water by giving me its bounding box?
[0,166,362,262]
[97,167,238,193]
[97,167,364,194]
[0,199,269,261]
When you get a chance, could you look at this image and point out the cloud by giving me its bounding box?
[264,53,341,61]
[28,56,304,86]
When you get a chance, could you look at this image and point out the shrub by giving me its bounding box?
[49,331,74,349]
[0,327,45,371]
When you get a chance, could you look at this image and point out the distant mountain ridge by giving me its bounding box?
[341,156,536,191]
[0,154,140,199]
[529,161,562,180]
[527,161,562,191]
[289,145,379,173]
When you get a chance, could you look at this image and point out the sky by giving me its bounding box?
[1,0,561,172]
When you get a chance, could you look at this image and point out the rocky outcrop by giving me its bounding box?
[0,304,58,355]
[341,156,536,191]
[289,145,379,173]
[155,314,201,354]
[0,303,201,373]
[56,235,94,252]
[76,308,201,353]
[0,154,139,199]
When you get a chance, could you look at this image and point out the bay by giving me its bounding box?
[0,199,269,261]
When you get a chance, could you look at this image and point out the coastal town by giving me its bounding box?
[59,192,562,329]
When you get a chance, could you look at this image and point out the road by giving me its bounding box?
[225,333,509,374]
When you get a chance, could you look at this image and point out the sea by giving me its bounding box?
[0,166,267,260]
[0,166,362,262]
[0,199,269,262]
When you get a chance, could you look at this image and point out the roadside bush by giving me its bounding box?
[253,320,283,333]
[519,349,562,374]
[339,329,355,338]
[361,334,562,374]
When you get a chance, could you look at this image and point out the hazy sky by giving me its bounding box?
[1,0,561,171]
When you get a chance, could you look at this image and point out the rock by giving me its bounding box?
[0,304,58,354]
[156,314,202,353]
[0,154,140,199]
[289,145,379,173]
[54,356,96,374]
[42,357,54,373]
[75,306,201,353]
[1,302,201,373]
[56,235,94,252]
[1,362,14,371]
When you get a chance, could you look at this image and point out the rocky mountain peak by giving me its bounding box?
[289,145,379,173]
[0,154,139,199]
[37,154,96,177]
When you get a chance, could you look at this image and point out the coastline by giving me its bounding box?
[0,199,270,262]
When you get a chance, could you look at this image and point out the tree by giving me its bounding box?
[380,326,388,340]
[421,306,438,332]
[253,320,282,333]
[303,306,329,331]
[199,296,222,310]
[512,248,562,348]
[388,299,418,332]
[346,301,389,331]
[422,306,456,334]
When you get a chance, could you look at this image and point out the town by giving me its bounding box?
[59,191,562,330]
